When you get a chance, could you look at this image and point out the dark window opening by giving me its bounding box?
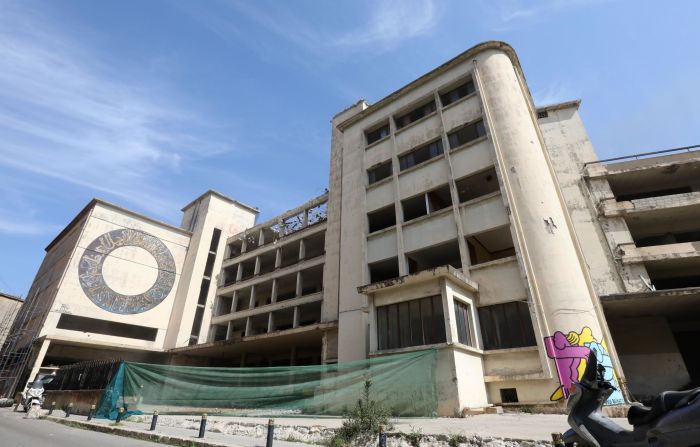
[239,259,255,280]
[454,300,473,346]
[258,251,276,275]
[427,184,452,212]
[279,241,301,268]
[537,110,548,119]
[376,295,446,350]
[197,278,210,305]
[448,120,486,149]
[212,324,228,342]
[366,123,390,145]
[635,230,700,247]
[369,257,399,283]
[298,301,322,326]
[478,301,536,350]
[228,239,243,259]
[261,226,282,246]
[368,161,393,185]
[500,388,519,403]
[244,232,259,252]
[255,281,273,306]
[276,273,298,301]
[300,264,324,296]
[56,314,157,341]
[209,228,222,252]
[399,139,443,171]
[204,253,216,278]
[368,205,396,233]
[272,307,295,332]
[216,295,233,317]
[652,276,700,290]
[467,226,515,266]
[247,314,268,336]
[235,288,252,311]
[616,186,692,202]
[395,100,437,130]
[228,320,246,340]
[402,194,427,222]
[222,265,237,287]
[456,168,499,203]
[302,231,325,260]
[440,79,476,107]
[406,239,462,274]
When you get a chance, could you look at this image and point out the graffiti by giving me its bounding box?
[544,326,624,405]
[78,229,176,315]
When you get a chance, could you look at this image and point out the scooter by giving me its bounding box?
[21,379,45,413]
[562,351,700,446]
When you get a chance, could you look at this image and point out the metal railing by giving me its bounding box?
[583,144,700,167]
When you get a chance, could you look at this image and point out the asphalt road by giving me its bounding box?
[0,408,169,447]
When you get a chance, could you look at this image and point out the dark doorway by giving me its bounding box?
[674,330,700,387]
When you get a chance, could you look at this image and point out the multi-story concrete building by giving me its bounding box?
[6,41,699,414]
[0,292,22,347]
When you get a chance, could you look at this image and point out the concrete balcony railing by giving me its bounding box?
[600,191,700,217]
[618,241,700,264]
[211,291,323,325]
[469,256,527,306]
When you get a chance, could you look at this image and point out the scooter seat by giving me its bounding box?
[628,389,700,426]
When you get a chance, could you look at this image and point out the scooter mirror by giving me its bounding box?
[582,350,598,384]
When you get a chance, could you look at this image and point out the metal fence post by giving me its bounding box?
[116,407,124,423]
[198,413,207,438]
[65,402,73,418]
[266,418,275,447]
[48,401,55,415]
[378,425,387,447]
[87,404,95,421]
[149,410,159,431]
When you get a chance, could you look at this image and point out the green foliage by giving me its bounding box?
[326,379,391,446]
[404,425,423,447]
[448,433,467,447]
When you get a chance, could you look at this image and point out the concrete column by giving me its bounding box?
[295,271,303,297]
[254,256,261,275]
[293,306,300,328]
[230,291,238,313]
[474,49,626,402]
[271,279,278,304]
[244,317,252,337]
[267,313,275,333]
[248,285,256,309]
[26,339,51,385]
[274,248,281,268]
[299,239,306,261]
[236,263,243,281]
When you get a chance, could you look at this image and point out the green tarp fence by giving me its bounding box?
[96,349,438,419]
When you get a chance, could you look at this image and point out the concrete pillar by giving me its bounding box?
[474,49,626,403]
[267,313,275,333]
[248,285,256,309]
[293,306,300,328]
[299,239,306,261]
[236,263,243,281]
[231,291,238,313]
[26,339,51,385]
[274,248,281,269]
[271,279,278,304]
[295,271,303,297]
[244,317,252,337]
[254,256,261,275]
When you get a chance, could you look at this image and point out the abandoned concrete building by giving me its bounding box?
[3,41,699,414]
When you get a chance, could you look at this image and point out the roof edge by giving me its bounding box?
[536,99,581,113]
[181,189,259,214]
[0,291,23,302]
[336,40,522,131]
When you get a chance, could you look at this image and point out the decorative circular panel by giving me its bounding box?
[78,228,176,314]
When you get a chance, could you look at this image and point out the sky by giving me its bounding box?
[1,0,699,297]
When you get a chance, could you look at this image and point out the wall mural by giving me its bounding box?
[78,229,176,315]
[544,326,624,405]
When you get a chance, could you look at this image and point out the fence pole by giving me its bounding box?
[87,404,95,421]
[198,413,207,438]
[378,425,387,447]
[149,410,159,431]
[266,418,275,447]
[65,403,73,418]
[48,401,55,415]
[116,407,125,424]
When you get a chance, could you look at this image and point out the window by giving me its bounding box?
[537,111,548,119]
[368,257,399,283]
[368,161,392,185]
[440,79,476,107]
[368,205,396,233]
[478,301,536,350]
[395,100,437,130]
[448,120,486,149]
[399,139,443,171]
[376,295,446,350]
[454,300,473,346]
[500,388,519,403]
[455,167,499,203]
[56,314,157,341]
[366,123,390,145]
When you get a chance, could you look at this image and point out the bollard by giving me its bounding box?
[198,413,207,438]
[551,433,565,447]
[378,425,387,447]
[149,410,159,431]
[87,404,95,421]
[266,418,275,447]
[116,407,125,424]
[48,401,55,415]
[65,403,73,418]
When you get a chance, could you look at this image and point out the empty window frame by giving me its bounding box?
[466,225,516,265]
[376,295,446,350]
[395,100,437,130]
[478,301,536,350]
[500,388,519,403]
[448,120,486,149]
[228,239,243,259]
[368,205,396,233]
[368,160,393,185]
[440,78,476,107]
[454,300,474,346]
[455,167,499,203]
[368,257,399,283]
[402,184,453,223]
[366,122,390,145]
[399,139,443,171]
[406,239,462,274]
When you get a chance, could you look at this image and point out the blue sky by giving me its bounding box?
[1,0,699,297]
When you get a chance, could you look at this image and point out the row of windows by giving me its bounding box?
[367,166,500,233]
[365,78,477,146]
[366,119,486,185]
[376,298,535,351]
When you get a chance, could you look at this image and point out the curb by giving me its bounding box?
[44,415,235,447]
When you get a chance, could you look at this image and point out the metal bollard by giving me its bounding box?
[198,413,207,438]
[551,433,565,447]
[116,407,125,424]
[87,404,95,421]
[149,410,159,431]
[65,403,73,418]
[48,401,55,415]
[378,425,387,447]
[266,418,275,447]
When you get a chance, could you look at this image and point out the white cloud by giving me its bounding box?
[0,1,226,224]
[532,80,579,106]
[484,0,609,31]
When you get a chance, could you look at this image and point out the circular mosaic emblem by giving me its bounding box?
[78,228,176,314]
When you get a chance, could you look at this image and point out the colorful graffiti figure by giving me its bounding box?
[544,326,624,405]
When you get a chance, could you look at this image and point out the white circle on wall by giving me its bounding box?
[101,246,159,296]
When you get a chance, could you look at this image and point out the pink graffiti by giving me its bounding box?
[544,331,591,399]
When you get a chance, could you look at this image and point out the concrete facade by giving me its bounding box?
[9,40,700,413]
[0,292,22,347]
